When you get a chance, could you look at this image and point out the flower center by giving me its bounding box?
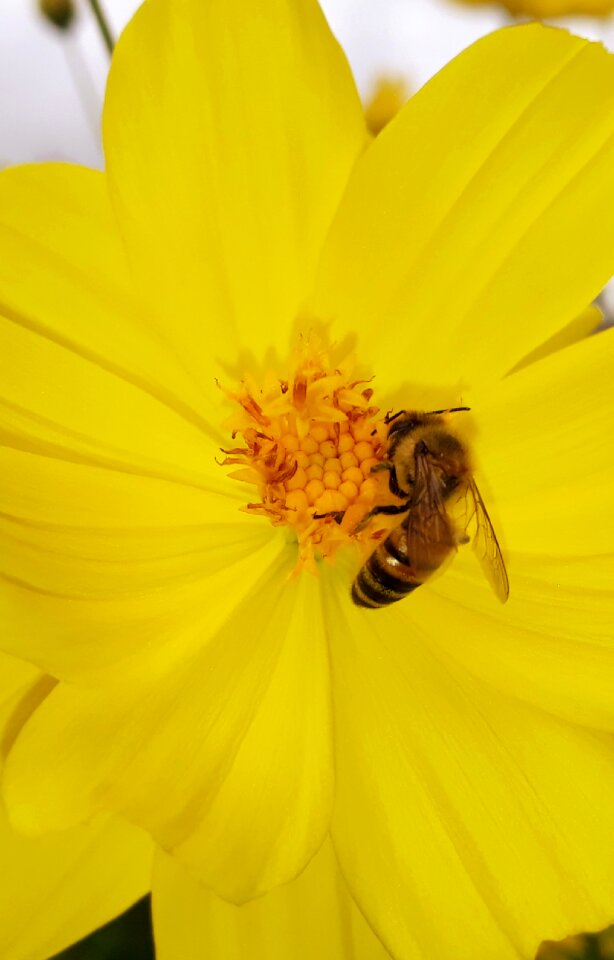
[219,338,395,572]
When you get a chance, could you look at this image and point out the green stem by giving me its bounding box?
[85,0,114,56]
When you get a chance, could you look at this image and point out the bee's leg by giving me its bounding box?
[371,461,412,499]
[352,500,411,533]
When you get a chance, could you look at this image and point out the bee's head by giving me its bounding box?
[386,412,426,462]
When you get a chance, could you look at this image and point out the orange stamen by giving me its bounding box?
[219,337,398,572]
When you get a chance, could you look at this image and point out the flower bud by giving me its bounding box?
[38,0,76,30]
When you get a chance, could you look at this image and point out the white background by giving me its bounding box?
[1,0,612,170]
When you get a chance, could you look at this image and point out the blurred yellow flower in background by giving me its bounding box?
[364,76,411,135]
[3,2,614,958]
[457,0,614,20]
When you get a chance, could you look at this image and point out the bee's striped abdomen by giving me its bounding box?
[352,526,421,608]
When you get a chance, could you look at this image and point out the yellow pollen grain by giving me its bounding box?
[360,456,379,477]
[354,440,374,462]
[338,479,359,501]
[320,440,337,459]
[317,490,347,512]
[306,464,324,481]
[285,489,309,513]
[323,471,341,490]
[300,435,319,454]
[339,451,359,470]
[309,424,329,444]
[360,477,379,500]
[338,433,354,453]
[352,422,374,442]
[324,457,342,474]
[310,452,325,467]
[281,434,300,452]
[286,467,307,491]
[305,478,326,504]
[343,466,364,487]
[315,490,338,514]
[294,451,310,469]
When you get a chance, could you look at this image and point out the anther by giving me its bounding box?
[218,338,398,572]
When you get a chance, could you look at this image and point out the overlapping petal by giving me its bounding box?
[468,326,614,556]
[0,653,152,960]
[0,164,219,452]
[0,809,151,960]
[417,551,614,731]
[508,303,602,374]
[324,572,614,960]
[153,841,391,960]
[4,557,333,903]
[0,163,276,679]
[0,506,275,679]
[103,0,366,380]
[0,432,271,682]
[312,25,614,391]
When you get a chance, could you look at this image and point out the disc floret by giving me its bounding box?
[219,340,393,572]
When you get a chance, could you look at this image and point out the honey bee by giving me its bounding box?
[352,408,509,608]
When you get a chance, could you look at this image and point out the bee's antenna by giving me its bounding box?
[428,406,470,415]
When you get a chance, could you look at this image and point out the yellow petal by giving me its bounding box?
[0,163,268,678]
[5,549,333,903]
[470,325,614,555]
[312,25,614,391]
[0,440,272,678]
[508,303,602,374]
[0,163,221,472]
[0,808,152,960]
[153,840,391,960]
[417,550,614,733]
[324,571,614,959]
[103,0,366,379]
[0,656,54,780]
[3,546,291,827]
[172,569,333,903]
[0,652,153,960]
[0,528,277,680]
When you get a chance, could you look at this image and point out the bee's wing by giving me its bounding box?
[464,477,509,603]
[407,448,456,578]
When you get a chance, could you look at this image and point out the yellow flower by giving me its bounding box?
[2,2,614,957]
[457,0,614,19]
[364,76,410,135]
